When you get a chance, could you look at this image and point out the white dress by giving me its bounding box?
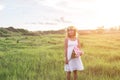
[64,39,84,72]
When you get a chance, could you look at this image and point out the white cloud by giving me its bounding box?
[1,0,120,31]
[0,5,4,11]
[24,0,97,30]
[34,0,96,13]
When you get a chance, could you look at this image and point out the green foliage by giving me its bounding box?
[0,27,31,37]
[0,33,120,80]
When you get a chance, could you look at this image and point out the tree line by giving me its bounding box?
[0,26,120,37]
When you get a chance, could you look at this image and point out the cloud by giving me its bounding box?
[33,0,96,14]
[0,0,97,31]
[0,5,4,11]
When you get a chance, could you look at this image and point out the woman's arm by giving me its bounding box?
[64,38,68,64]
[77,38,81,49]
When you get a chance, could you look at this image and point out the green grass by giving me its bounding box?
[0,33,120,80]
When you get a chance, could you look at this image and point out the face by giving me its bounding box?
[68,29,75,37]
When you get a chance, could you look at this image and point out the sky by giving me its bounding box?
[0,0,120,31]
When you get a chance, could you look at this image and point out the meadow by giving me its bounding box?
[0,33,120,80]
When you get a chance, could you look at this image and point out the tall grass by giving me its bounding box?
[0,33,120,80]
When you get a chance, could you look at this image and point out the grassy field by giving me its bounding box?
[0,33,120,80]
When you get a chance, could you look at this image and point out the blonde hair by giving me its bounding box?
[66,26,77,38]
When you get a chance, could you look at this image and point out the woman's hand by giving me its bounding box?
[65,58,69,64]
[80,50,84,56]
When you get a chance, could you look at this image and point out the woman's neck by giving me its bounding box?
[68,36,76,40]
[69,36,75,38]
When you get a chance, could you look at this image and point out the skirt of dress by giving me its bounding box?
[64,57,84,72]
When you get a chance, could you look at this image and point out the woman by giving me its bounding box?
[64,26,84,80]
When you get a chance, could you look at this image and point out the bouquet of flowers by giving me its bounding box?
[71,46,84,58]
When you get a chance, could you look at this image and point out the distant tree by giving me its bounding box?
[0,28,9,34]
[110,27,117,31]
[96,26,104,34]
[6,26,19,32]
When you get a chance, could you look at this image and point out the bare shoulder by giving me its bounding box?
[64,37,68,42]
[76,37,80,41]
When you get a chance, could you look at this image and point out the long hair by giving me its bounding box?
[66,26,77,38]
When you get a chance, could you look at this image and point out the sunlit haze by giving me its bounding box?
[0,0,120,31]
[0,5,4,11]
